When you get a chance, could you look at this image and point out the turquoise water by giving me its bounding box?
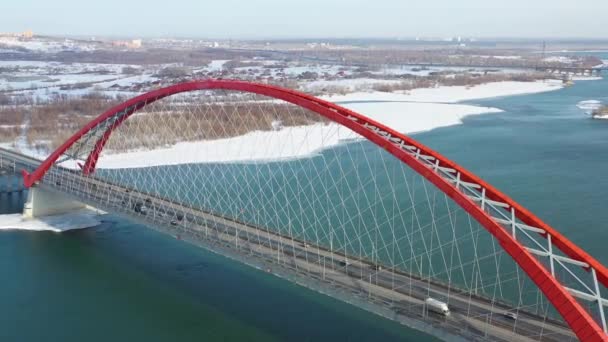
[1,53,606,341]
[419,66,608,265]
[0,194,435,341]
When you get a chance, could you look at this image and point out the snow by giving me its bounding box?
[0,143,48,162]
[341,102,501,133]
[464,55,523,61]
[94,101,499,169]
[302,78,403,92]
[0,60,62,68]
[98,123,351,167]
[0,60,160,98]
[491,56,522,60]
[323,80,563,104]
[95,80,562,169]
[207,60,230,71]
[283,64,346,76]
[370,66,528,77]
[1,75,564,169]
[0,208,102,233]
[94,74,158,88]
[0,37,97,53]
[572,76,603,81]
[543,56,577,64]
[1,74,120,91]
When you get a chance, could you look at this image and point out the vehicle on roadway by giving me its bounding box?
[339,260,352,267]
[425,298,450,316]
[133,202,147,215]
[503,311,518,320]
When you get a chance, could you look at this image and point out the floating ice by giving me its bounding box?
[0,208,102,233]
[577,100,603,114]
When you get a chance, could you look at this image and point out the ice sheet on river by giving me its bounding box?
[0,208,102,232]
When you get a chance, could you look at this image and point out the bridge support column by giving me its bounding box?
[23,186,85,218]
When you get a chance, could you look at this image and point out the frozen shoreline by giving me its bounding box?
[0,208,102,233]
[322,80,564,104]
[7,80,565,169]
[96,80,563,169]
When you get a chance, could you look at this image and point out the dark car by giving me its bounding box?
[133,202,147,215]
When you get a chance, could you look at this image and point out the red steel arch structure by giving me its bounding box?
[23,80,608,341]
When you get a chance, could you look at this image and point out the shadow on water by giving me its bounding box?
[0,214,437,341]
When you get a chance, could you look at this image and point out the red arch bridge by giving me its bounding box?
[4,80,607,341]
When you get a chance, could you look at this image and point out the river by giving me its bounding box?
[1,52,606,341]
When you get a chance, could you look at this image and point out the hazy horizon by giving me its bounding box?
[4,0,608,40]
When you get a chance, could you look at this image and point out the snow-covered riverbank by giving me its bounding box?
[5,80,565,169]
[324,80,564,104]
[95,80,564,169]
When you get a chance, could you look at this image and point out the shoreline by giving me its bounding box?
[96,80,566,169]
[5,80,568,169]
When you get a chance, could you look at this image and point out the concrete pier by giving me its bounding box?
[23,187,86,218]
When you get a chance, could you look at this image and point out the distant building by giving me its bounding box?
[0,30,34,38]
[111,39,142,49]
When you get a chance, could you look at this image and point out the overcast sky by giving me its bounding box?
[4,0,608,39]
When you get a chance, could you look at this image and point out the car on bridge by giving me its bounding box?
[133,202,147,215]
[339,260,352,267]
[425,298,450,316]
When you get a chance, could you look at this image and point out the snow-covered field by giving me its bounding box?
[371,65,529,77]
[543,56,577,64]
[0,36,97,53]
[0,60,161,99]
[0,51,571,170]
[302,78,403,92]
[95,80,563,169]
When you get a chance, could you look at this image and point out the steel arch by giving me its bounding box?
[23,79,608,341]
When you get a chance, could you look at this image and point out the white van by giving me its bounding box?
[425,297,450,316]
